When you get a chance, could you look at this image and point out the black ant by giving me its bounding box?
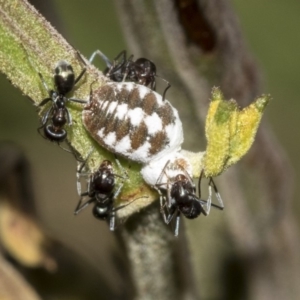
[89,50,171,101]
[75,154,136,231]
[38,58,87,143]
[155,162,224,236]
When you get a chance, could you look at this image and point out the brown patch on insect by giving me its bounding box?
[127,87,142,109]
[103,118,118,136]
[115,118,131,141]
[96,85,115,103]
[175,157,190,171]
[111,117,124,134]
[82,107,100,137]
[86,85,115,118]
[141,92,158,115]
[148,131,168,155]
[116,85,131,105]
[156,104,176,126]
[130,122,148,150]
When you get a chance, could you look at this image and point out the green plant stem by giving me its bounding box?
[0,0,158,217]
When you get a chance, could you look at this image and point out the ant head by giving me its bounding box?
[135,58,156,86]
[100,160,113,170]
[174,174,188,184]
[171,174,195,203]
[54,60,75,95]
[179,197,204,219]
[135,58,156,74]
[93,162,115,194]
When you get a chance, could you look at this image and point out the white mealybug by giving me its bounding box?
[82,82,183,163]
[82,82,223,234]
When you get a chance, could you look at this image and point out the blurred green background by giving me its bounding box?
[232,0,300,214]
[0,0,299,295]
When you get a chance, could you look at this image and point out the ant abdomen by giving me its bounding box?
[44,125,67,142]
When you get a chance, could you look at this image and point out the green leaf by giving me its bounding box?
[203,87,270,177]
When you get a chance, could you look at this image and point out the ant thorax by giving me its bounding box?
[82,82,183,164]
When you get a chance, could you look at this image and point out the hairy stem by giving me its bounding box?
[114,0,300,299]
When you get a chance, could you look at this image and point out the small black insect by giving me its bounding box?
[38,58,87,143]
[89,50,171,100]
[74,156,131,231]
[156,164,224,236]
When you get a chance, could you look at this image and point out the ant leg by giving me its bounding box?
[74,51,87,85]
[74,196,95,215]
[209,177,224,209]
[154,75,171,101]
[159,197,180,235]
[76,50,87,67]
[65,97,88,126]
[114,156,129,181]
[161,79,171,102]
[74,67,86,85]
[200,199,224,211]
[38,97,52,107]
[77,148,94,172]
[173,210,181,237]
[64,107,72,126]
[109,211,116,231]
[112,182,124,200]
[154,160,173,206]
[198,170,204,199]
[122,54,134,82]
[159,193,169,224]
[155,159,171,187]
[109,195,148,231]
[76,172,92,196]
[68,97,88,104]
[158,190,178,227]
[197,170,211,214]
[150,80,156,91]
[38,72,51,94]
[114,50,127,65]
[37,124,46,139]
[87,80,98,105]
[89,49,113,68]
[113,196,148,214]
[197,176,224,214]
[76,149,94,195]
[40,106,53,125]
[206,184,212,215]
[58,143,75,154]
[76,172,83,196]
